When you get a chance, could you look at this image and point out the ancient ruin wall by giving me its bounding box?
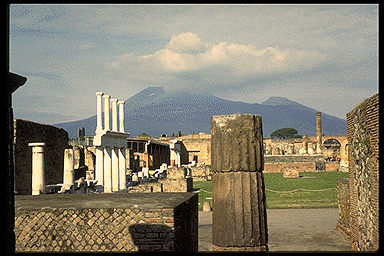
[15,193,198,252]
[346,93,378,251]
[13,119,69,195]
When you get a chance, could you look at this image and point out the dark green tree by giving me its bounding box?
[270,128,301,139]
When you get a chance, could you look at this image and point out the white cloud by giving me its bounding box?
[109,32,327,90]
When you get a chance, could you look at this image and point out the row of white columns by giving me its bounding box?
[95,147,126,192]
[95,91,128,193]
[96,92,125,133]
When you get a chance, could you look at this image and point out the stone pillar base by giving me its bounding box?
[213,245,268,251]
[212,171,268,248]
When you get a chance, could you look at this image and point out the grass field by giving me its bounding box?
[193,171,349,210]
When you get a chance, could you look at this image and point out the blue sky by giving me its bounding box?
[10,4,378,124]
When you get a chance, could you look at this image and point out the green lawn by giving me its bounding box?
[193,171,349,210]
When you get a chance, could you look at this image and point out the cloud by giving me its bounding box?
[109,32,327,91]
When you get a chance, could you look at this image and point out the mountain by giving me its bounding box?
[54,86,347,138]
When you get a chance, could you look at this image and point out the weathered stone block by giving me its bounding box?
[283,166,299,178]
[211,114,267,251]
[212,172,267,248]
[211,114,263,172]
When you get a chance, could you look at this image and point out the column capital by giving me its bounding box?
[96,91,104,96]
[103,94,111,99]
[111,98,118,103]
[118,100,124,105]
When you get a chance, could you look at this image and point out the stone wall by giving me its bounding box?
[264,162,316,173]
[156,133,212,165]
[190,164,212,181]
[127,167,193,193]
[346,93,379,251]
[13,119,69,195]
[336,178,350,240]
[15,193,198,252]
[264,155,325,173]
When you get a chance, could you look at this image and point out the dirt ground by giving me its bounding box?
[198,208,351,252]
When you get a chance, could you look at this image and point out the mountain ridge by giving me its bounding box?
[54,87,347,138]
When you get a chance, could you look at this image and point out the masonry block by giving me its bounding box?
[211,114,263,173]
[211,114,268,251]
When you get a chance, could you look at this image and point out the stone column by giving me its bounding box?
[95,147,104,187]
[111,98,118,132]
[118,101,125,133]
[104,147,112,193]
[103,95,111,131]
[302,135,308,154]
[29,142,45,195]
[118,148,126,190]
[95,92,104,133]
[62,148,74,192]
[111,147,119,192]
[211,114,268,251]
[316,112,322,154]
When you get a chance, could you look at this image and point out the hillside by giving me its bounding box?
[54,87,347,138]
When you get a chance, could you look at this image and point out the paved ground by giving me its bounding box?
[198,208,351,252]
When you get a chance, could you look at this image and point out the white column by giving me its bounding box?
[96,92,104,133]
[118,148,126,190]
[62,148,74,192]
[29,142,45,195]
[103,95,111,131]
[111,147,119,192]
[118,100,125,133]
[111,98,118,132]
[104,147,112,193]
[95,146,104,187]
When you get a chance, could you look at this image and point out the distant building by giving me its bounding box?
[127,138,170,172]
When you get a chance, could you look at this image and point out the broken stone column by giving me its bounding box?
[211,114,268,251]
[62,148,74,191]
[316,112,322,154]
[29,142,45,195]
[302,135,308,154]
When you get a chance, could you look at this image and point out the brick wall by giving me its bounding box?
[15,193,198,252]
[346,93,378,251]
[13,119,69,195]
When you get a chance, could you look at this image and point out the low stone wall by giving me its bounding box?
[325,162,340,172]
[15,193,198,252]
[264,162,316,173]
[190,165,211,181]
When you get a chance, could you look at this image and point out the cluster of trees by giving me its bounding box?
[270,128,301,140]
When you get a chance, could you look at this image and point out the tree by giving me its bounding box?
[270,128,301,140]
[137,132,151,139]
